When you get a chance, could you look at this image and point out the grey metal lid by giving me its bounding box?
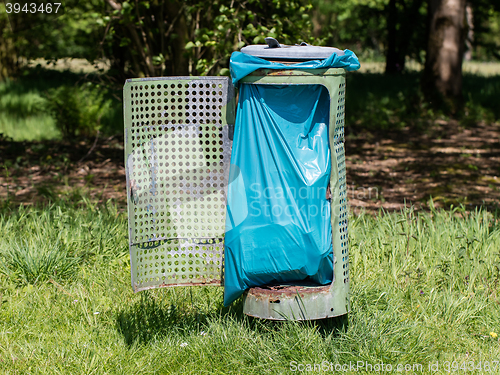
[240,37,344,61]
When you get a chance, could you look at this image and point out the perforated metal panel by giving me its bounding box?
[124,77,235,292]
[334,79,349,285]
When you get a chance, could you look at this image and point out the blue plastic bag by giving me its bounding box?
[229,50,360,87]
[223,84,334,306]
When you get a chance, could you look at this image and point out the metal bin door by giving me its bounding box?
[123,77,235,292]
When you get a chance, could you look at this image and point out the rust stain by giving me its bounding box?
[248,282,331,299]
[249,68,300,77]
[246,67,342,78]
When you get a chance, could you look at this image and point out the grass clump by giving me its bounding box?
[0,237,79,285]
[0,199,128,283]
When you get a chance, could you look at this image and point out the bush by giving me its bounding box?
[45,82,112,139]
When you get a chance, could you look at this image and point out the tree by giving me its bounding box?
[0,0,104,80]
[0,11,18,79]
[311,0,427,71]
[101,0,315,80]
[385,0,426,73]
[422,0,467,111]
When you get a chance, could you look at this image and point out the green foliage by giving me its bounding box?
[44,82,113,139]
[2,64,498,143]
[0,68,124,141]
[1,1,103,67]
[1,0,500,84]
[311,0,427,68]
[469,0,500,61]
[98,0,316,78]
[346,71,428,130]
[184,0,316,76]
[311,0,388,56]
[461,95,496,128]
[0,81,44,116]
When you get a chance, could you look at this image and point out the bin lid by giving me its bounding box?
[240,37,344,61]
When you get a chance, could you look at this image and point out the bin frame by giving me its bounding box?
[238,68,350,320]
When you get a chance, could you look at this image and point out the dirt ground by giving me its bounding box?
[1,120,499,214]
[346,120,500,213]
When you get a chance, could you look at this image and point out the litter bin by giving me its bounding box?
[123,38,359,321]
[225,38,359,320]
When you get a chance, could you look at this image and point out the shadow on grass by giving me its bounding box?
[115,288,349,346]
[246,314,349,338]
[312,314,349,337]
[115,288,247,346]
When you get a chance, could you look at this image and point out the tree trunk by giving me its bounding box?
[385,0,424,74]
[464,3,473,61]
[165,1,189,76]
[385,0,406,73]
[422,0,466,111]
[0,16,19,79]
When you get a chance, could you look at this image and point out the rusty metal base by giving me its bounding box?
[242,281,348,321]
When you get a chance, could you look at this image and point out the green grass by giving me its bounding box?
[0,68,123,141]
[0,200,498,374]
[0,79,60,141]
